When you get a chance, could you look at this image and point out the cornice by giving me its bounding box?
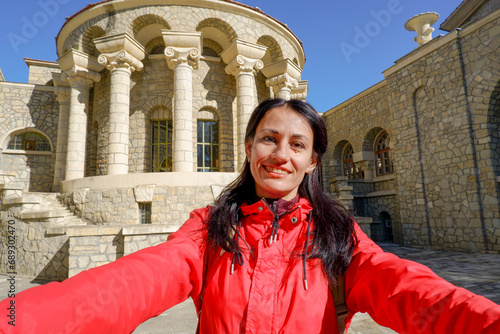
[56,0,305,68]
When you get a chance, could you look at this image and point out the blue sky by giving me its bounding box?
[0,0,460,112]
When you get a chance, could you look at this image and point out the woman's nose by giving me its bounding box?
[272,143,289,161]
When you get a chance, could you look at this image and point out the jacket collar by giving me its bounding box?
[240,196,312,218]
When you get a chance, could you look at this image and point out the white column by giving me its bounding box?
[64,74,95,180]
[98,52,143,174]
[57,50,103,181]
[221,40,267,170]
[232,63,262,169]
[53,85,70,190]
[95,34,145,175]
[163,31,202,172]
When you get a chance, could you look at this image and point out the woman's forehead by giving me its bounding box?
[257,106,312,132]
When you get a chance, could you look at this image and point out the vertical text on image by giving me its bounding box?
[5,218,17,326]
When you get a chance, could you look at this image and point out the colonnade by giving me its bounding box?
[52,31,308,190]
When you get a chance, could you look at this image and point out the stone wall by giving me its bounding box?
[324,11,500,253]
[0,212,68,281]
[58,184,213,226]
[26,62,61,85]
[66,225,175,277]
[0,83,59,192]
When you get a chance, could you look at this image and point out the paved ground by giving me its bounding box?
[1,243,499,333]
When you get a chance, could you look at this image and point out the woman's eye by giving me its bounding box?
[263,136,276,143]
[291,142,305,149]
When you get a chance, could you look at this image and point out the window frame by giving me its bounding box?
[151,119,173,173]
[197,119,220,172]
[3,129,52,155]
[342,144,363,179]
[374,130,394,176]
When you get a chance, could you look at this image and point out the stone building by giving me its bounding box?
[0,0,308,279]
[324,0,500,253]
[0,0,498,282]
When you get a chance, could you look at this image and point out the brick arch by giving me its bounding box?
[144,36,165,55]
[196,18,238,49]
[362,127,385,152]
[148,105,172,120]
[81,25,106,56]
[332,140,350,178]
[131,14,171,48]
[257,35,283,65]
[132,14,171,36]
[198,106,220,120]
[202,39,224,56]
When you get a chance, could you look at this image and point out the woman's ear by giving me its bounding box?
[245,140,253,161]
[306,156,317,174]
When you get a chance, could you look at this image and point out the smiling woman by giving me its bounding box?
[0,99,499,334]
[245,105,317,200]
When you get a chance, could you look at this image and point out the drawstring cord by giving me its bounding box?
[264,200,300,245]
[231,216,244,275]
[303,210,313,290]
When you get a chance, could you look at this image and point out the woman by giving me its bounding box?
[0,99,499,333]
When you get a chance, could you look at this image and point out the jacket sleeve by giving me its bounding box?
[0,207,209,334]
[345,224,500,334]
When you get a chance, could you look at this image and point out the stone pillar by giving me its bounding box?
[57,50,103,181]
[221,40,267,169]
[52,75,70,191]
[64,73,97,180]
[95,33,145,175]
[162,31,202,172]
[262,59,301,100]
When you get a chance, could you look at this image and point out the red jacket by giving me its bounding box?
[1,198,499,333]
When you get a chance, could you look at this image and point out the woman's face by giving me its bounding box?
[245,106,317,201]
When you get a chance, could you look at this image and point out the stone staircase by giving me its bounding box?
[21,192,88,232]
[0,170,88,235]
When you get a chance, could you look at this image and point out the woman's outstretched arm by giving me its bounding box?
[0,207,209,334]
[345,224,500,334]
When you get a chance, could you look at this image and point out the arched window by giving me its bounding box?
[342,144,362,179]
[6,131,51,152]
[150,107,173,173]
[197,109,219,172]
[374,131,394,176]
[151,120,172,172]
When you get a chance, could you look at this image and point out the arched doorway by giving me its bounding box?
[380,211,394,242]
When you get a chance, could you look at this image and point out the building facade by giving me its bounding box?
[0,0,308,279]
[324,0,500,253]
[0,0,499,281]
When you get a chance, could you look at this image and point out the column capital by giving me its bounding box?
[224,55,264,76]
[52,72,71,102]
[98,50,144,72]
[62,65,101,87]
[94,33,145,72]
[164,46,201,70]
[266,73,298,93]
[290,80,309,101]
[58,49,103,85]
[221,39,267,77]
[162,31,202,70]
[54,86,71,103]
